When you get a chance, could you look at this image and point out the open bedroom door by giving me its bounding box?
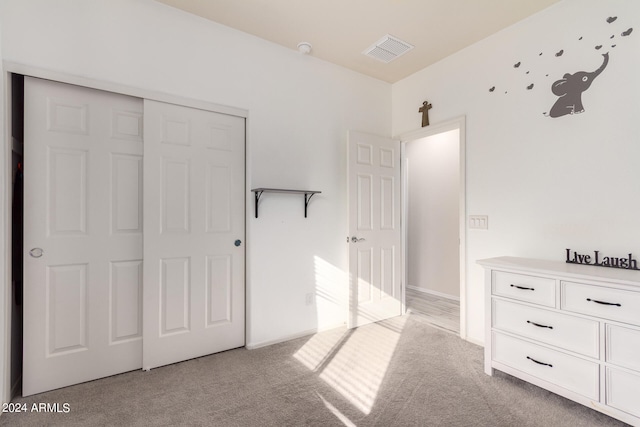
[347,131,402,328]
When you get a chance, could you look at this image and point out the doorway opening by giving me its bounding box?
[9,73,24,399]
[400,117,466,339]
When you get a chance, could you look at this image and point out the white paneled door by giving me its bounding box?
[347,131,402,328]
[23,77,144,396]
[142,100,245,370]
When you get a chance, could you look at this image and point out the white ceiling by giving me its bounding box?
[155,0,562,83]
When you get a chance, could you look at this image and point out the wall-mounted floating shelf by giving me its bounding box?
[251,188,321,218]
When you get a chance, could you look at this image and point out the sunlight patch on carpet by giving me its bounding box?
[294,315,408,414]
[293,328,346,371]
[317,392,358,427]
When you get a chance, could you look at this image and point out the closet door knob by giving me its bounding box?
[29,248,44,258]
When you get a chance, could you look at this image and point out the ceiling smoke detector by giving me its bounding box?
[363,34,414,63]
[297,42,312,54]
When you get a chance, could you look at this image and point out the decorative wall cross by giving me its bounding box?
[419,101,432,127]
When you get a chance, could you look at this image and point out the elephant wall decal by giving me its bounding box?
[548,53,609,118]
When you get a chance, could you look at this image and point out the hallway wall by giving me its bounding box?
[406,130,460,299]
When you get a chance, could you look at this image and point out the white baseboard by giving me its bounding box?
[406,285,460,302]
[246,322,346,350]
[465,336,484,347]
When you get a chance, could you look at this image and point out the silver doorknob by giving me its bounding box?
[351,237,365,243]
[29,248,44,258]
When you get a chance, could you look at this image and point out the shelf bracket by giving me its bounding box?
[254,189,264,218]
[304,192,316,218]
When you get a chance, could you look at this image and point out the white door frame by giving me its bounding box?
[0,62,251,400]
[397,116,467,340]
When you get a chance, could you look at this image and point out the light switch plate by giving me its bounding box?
[469,215,488,230]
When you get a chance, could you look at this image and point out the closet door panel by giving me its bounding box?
[23,77,143,396]
[143,100,245,370]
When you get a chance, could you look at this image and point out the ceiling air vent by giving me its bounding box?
[363,34,414,63]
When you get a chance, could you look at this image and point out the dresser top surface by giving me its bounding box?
[478,256,640,287]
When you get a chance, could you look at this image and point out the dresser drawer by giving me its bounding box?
[606,367,640,418]
[492,271,556,307]
[562,281,640,325]
[493,299,599,358]
[492,332,599,400]
[606,324,640,372]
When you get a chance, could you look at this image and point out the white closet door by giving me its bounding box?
[23,77,144,396]
[142,100,245,370]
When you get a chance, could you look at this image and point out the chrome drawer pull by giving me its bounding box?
[527,320,553,329]
[510,284,535,291]
[586,298,621,307]
[526,356,553,367]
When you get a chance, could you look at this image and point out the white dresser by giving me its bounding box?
[478,256,640,426]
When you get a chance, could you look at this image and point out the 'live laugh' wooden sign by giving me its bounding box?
[566,249,639,271]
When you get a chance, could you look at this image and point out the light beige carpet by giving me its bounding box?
[0,314,629,426]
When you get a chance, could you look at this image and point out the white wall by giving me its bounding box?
[406,130,460,298]
[0,0,391,353]
[393,0,640,343]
